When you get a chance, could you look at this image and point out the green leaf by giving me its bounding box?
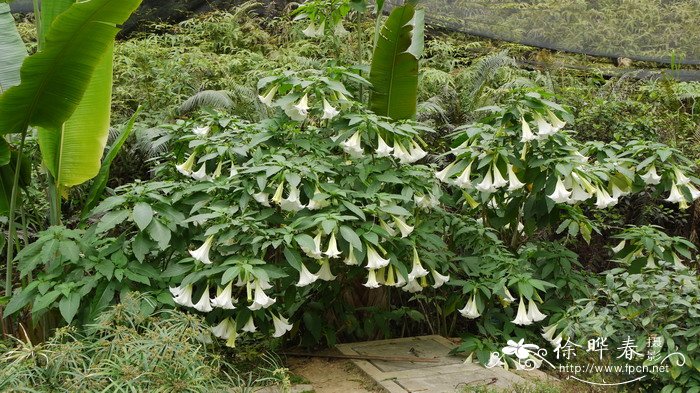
[147,219,171,250]
[58,292,81,324]
[81,107,140,217]
[33,290,62,314]
[0,0,142,134]
[131,232,151,262]
[59,240,80,263]
[369,2,423,120]
[340,226,362,251]
[132,202,154,231]
[96,210,129,233]
[3,281,39,317]
[0,3,27,93]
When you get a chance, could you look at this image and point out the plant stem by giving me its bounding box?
[47,176,61,226]
[5,129,28,297]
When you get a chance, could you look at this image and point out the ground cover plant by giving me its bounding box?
[1,0,699,392]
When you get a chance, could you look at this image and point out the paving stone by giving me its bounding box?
[336,335,539,393]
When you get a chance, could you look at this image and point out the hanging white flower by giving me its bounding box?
[242,316,257,333]
[673,167,691,185]
[301,232,323,259]
[376,134,394,157]
[459,295,480,319]
[611,240,626,253]
[363,269,381,288]
[506,164,525,191]
[492,166,508,189]
[595,186,617,209]
[414,193,439,209]
[176,154,197,176]
[280,186,306,212]
[191,163,209,181]
[408,248,429,281]
[408,141,427,162]
[366,245,390,269]
[431,270,450,288]
[193,125,210,136]
[502,286,516,303]
[665,183,685,203]
[321,98,340,120]
[392,142,413,164]
[248,280,276,310]
[640,166,662,185]
[454,162,473,189]
[547,110,566,131]
[171,284,194,308]
[527,299,547,322]
[486,352,505,368]
[323,232,342,258]
[380,219,397,237]
[212,317,236,340]
[384,266,397,286]
[210,282,236,310]
[569,174,593,203]
[344,247,359,266]
[402,277,423,293]
[284,94,310,122]
[475,170,496,193]
[211,161,223,179]
[512,297,533,326]
[395,269,407,287]
[229,164,238,179]
[333,20,349,36]
[316,259,336,281]
[296,263,319,287]
[611,182,630,200]
[253,192,271,207]
[687,183,700,200]
[189,236,215,265]
[341,131,364,157]
[520,117,537,142]
[535,114,556,137]
[435,162,456,183]
[272,314,293,338]
[302,22,319,37]
[541,323,558,342]
[307,187,330,210]
[392,216,414,238]
[548,177,571,204]
[258,85,278,107]
[193,285,213,313]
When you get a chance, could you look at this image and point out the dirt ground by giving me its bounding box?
[286,355,382,393]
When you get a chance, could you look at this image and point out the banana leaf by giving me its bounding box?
[0,3,27,93]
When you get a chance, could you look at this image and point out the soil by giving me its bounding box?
[286,352,382,393]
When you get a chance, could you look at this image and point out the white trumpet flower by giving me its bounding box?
[212,161,223,179]
[280,186,306,212]
[486,353,505,368]
[258,85,278,107]
[569,178,593,203]
[366,245,390,269]
[507,164,525,191]
[321,98,340,120]
[548,177,571,204]
[302,22,319,37]
[595,186,618,209]
[171,284,194,308]
[459,295,480,319]
[253,192,271,207]
[317,259,336,281]
[189,236,214,265]
[376,134,394,157]
[640,166,662,185]
[674,167,691,185]
[272,314,293,338]
[333,21,349,36]
[392,142,413,164]
[380,219,397,237]
[363,269,381,288]
[527,300,547,322]
[512,297,533,326]
[395,269,407,287]
[344,247,359,266]
[687,183,700,200]
[665,183,685,203]
[402,278,423,293]
[541,323,558,342]
[503,286,516,303]
[296,263,319,287]
[431,270,450,288]
[191,163,209,181]
[454,162,473,189]
[341,131,364,157]
[242,316,257,333]
[303,232,324,259]
[475,170,496,193]
[408,248,429,281]
[535,114,557,137]
[408,141,427,162]
[248,280,276,310]
[193,125,210,136]
[176,154,197,176]
[307,187,330,210]
[212,317,236,339]
[324,232,342,258]
[435,162,456,183]
[193,285,213,313]
[547,110,566,131]
[285,94,310,121]
[210,282,236,310]
[612,240,626,253]
[392,216,414,238]
[492,166,508,189]
[520,117,537,142]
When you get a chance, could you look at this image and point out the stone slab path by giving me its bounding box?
[336,335,533,393]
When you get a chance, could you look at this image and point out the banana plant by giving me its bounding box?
[368,0,424,120]
[0,0,141,295]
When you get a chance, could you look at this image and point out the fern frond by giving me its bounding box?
[457,50,516,111]
[179,90,234,114]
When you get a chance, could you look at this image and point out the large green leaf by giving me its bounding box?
[0,0,141,135]
[38,44,114,188]
[369,0,424,120]
[0,3,27,93]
